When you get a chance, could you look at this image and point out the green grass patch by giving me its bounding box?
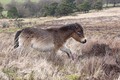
[2,68,22,80]
[2,67,35,80]
[29,71,35,80]
[66,74,79,80]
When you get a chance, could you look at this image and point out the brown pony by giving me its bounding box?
[14,23,87,60]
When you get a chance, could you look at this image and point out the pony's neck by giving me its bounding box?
[59,28,74,43]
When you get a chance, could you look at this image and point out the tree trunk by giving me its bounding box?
[113,0,116,7]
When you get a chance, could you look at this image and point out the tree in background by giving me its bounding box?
[103,0,120,7]
[7,7,19,18]
[94,0,103,10]
[5,0,17,10]
[23,0,38,17]
[75,0,84,5]
[0,3,4,18]
[36,0,50,17]
[44,2,58,16]
[2,0,119,18]
[77,0,91,13]
[5,0,19,18]
[55,0,75,16]
[112,0,119,7]
[34,0,61,17]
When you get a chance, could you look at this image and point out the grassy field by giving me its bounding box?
[0,7,120,80]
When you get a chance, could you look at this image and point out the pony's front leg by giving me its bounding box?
[60,46,74,60]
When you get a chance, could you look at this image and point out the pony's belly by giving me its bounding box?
[31,42,54,52]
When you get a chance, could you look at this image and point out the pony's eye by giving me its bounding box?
[77,32,81,34]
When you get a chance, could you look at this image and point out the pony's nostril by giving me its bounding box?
[84,39,87,43]
[81,39,87,43]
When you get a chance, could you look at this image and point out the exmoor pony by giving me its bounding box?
[14,23,87,60]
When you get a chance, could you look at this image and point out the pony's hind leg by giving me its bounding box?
[47,49,57,61]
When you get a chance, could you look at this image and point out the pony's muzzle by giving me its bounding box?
[80,38,87,44]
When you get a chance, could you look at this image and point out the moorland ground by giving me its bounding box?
[0,7,120,80]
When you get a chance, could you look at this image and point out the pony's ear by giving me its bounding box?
[74,23,79,29]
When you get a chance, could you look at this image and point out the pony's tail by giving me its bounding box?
[14,30,23,48]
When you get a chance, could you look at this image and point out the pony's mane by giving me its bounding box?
[46,23,81,31]
[59,23,78,31]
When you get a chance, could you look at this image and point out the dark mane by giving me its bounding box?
[59,23,78,31]
[47,23,81,32]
